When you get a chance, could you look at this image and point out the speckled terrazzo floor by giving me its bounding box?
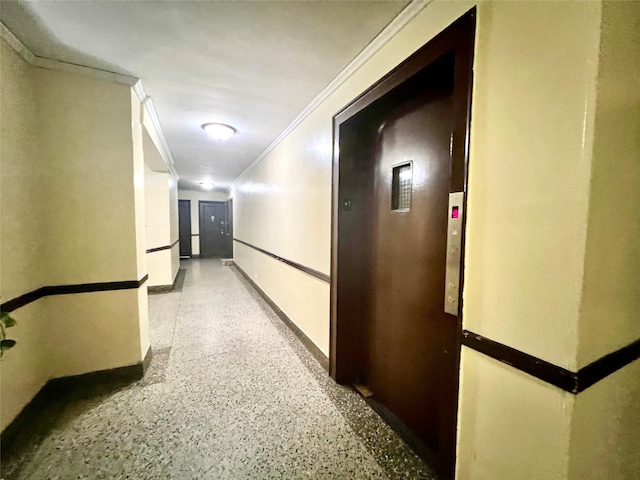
[1,258,436,479]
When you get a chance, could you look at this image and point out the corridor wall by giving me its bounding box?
[143,112,180,289]
[0,38,150,431]
[568,2,640,476]
[229,1,640,478]
[177,189,227,256]
[0,37,49,432]
[145,163,180,288]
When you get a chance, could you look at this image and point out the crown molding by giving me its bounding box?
[1,22,37,64]
[133,82,179,179]
[1,22,137,86]
[227,0,432,194]
[1,21,178,179]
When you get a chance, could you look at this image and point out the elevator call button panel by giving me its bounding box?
[444,192,464,316]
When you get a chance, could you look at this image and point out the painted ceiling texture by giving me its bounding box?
[0,0,410,191]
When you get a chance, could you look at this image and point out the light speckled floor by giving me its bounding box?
[2,259,435,479]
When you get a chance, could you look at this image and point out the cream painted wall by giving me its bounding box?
[169,174,180,279]
[565,3,640,478]
[145,165,170,245]
[141,105,172,172]
[144,164,177,286]
[1,37,150,429]
[136,285,150,359]
[45,291,146,376]
[143,118,180,287]
[177,189,227,256]
[463,1,602,371]
[577,0,640,368]
[0,301,48,431]
[457,348,573,479]
[131,92,150,358]
[34,68,139,285]
[33,68,149,375]
[0,41,45,297]
[131,92,148,282]
[146,250,174,287]
[457,355,640,480]
[229,1,639,478]
[568,360,640,479]
[234,242,330,354]
[0,39,50,430]
[459,3,640,477]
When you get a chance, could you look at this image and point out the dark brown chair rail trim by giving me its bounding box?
[462,330,640,394]
[146,239,180,254]
[1,275,149,313]
[233,238,330,283]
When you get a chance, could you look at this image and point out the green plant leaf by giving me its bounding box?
[1,314,17,328]
[0,339,16,351]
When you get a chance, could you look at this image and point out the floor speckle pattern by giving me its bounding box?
[2,259,436,479]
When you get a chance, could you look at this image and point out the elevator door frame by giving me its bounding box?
[329,9,476,479]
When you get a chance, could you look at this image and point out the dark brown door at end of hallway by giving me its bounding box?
[178,199,192,257]
[199,201,231,257]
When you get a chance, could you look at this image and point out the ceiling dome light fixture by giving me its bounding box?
[202,123,236,141]
[199,182,215,190]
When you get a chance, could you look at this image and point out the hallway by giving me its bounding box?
[2,259,434,479]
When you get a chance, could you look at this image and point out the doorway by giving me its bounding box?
[199,201,232,257]
[178,199,192,257]
[330,10,475,479]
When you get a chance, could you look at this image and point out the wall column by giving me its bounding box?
[0,39,151,430]
[144,163,180,288]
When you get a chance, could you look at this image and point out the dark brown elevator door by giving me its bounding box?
[366,74,454,453]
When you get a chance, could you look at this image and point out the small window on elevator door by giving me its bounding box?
[391,162,412,211]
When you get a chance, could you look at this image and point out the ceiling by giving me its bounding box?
[0,0,409,191]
